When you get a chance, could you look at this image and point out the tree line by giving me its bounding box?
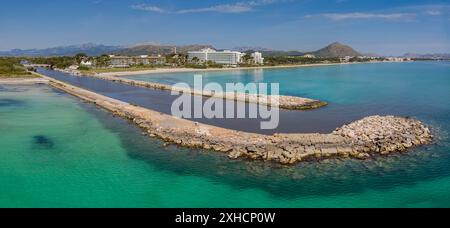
[0,57,31,77]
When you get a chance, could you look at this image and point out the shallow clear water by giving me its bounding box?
[2,61,450,207]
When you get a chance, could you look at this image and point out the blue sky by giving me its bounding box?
[0,0,449,55]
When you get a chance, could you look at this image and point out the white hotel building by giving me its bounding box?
[188,48,264,66]
[251,52,264,65]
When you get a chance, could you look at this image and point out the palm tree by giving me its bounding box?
[75,53,88,64]
[242,54,254,65]
[191,57,200,64]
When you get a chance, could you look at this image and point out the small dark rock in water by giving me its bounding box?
[33,135,54,149]
[0,99,24,107]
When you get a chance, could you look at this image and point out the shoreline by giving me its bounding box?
[0,78,49,85]
[34,71,433,165]
[98,62,381,77]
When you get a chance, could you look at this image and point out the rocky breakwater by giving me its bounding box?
[333,115,433,157]
[89,74,328,110]
[43,74,433,165]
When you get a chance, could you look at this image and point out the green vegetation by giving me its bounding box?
[184,63,208,69]
[263,56,385,66]
[0,57,34,78]
[191,57,200,64]
[28,56,77,69]
[264,56,341,66]
[348,57,386,62]
[95,55,111,67]
[166,54,188,67]
[241,54,254,65]
[79,65,156,75]
[27,53,108,69]
[185,60,224,69]
[205,61,223,68]
[74,53,88,64]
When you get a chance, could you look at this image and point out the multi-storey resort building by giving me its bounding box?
[188,48,246,67]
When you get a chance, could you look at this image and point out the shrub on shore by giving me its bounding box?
[0,57,33,78]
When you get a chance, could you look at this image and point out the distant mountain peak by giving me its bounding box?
[329,42,343,46]
[311,42,361,58]
[127,42,162,48]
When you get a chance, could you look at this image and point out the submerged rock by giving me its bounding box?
[0,99,25,107]
[33,135,54,150]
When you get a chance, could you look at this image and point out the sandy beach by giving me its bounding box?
[0,78,49,85]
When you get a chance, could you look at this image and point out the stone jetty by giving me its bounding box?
[86,74,328,110]
[39,73,433,165]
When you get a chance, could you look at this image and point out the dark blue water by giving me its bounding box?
[38,66,404,135]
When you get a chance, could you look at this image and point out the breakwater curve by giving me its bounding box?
[39,73,433,164]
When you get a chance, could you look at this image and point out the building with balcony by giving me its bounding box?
[188,48,244,66]
[251,52,265,65]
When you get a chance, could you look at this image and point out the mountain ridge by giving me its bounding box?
[0,43,215,57]
[114,44,215,56]
[1,42,370,58]
[402,53,450,59]
[0,43,122,57]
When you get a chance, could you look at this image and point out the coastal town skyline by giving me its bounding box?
[1,0,449,55]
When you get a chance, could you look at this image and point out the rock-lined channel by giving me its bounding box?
[83,74,328,110]
[41,74,433,165]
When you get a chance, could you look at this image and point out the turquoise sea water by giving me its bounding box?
[1,61,450,207]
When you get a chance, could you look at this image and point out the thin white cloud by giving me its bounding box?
[303,4,450,22]
[247,0,278,6]
[131,4,167,13]
[131,0,278,14]
[397,4,450,14]
[424,10,442,16]
[305,5,450,22]
[308,12,416,21]
[177,4,253,14]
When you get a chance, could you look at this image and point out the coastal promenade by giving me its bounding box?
[33,72,433,164]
